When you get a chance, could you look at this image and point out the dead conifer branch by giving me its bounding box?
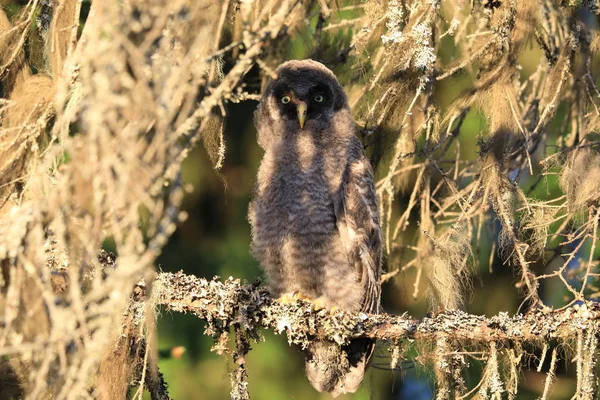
[540,347,558,400]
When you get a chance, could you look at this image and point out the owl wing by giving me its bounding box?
[335,140,382,314]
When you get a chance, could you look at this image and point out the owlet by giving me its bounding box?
[249,59,382,396]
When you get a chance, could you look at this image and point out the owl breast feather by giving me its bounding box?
[250,140,363,311]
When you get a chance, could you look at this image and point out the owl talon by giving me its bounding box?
[309,299,341,312]
[311,298,327,311]
[278,292,297,305]
[278,291,312,305]
[328,305,341,314]
[296,292,313,302]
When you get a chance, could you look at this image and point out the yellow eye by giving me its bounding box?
[281,96,291,104]
[314,94,324,103]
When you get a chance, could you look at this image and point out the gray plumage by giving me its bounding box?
[249,59,382,396]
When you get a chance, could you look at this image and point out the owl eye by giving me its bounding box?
[281,96,291,104]
[314,94,324,103]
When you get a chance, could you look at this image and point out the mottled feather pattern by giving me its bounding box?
[250,132,364,310]
[337,140,383,314]
[249,59,382,396]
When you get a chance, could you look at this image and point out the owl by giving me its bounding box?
[249,59,382,396]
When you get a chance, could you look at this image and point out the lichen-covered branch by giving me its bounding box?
[153,272,600,346]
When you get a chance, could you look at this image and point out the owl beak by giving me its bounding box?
[296,101,307,129]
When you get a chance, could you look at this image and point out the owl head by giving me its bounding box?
[255,59,350,147]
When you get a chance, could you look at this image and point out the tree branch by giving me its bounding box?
[152,272,600,348]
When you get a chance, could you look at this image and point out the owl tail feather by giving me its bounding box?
[305,338,374,397]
